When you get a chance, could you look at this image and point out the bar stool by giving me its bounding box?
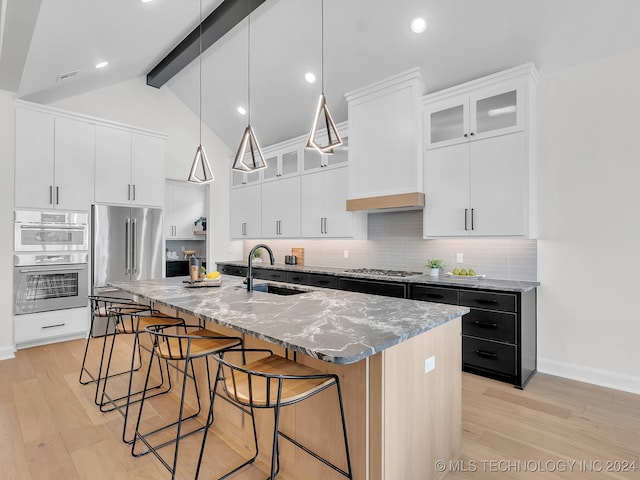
[79,295,151,402]
[98,308,187,444]
[199,348,353,480]
[132,324,243,479]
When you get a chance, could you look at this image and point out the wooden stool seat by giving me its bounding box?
[156,329,241,360]
[115,312,183,334]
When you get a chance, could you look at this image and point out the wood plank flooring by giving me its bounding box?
[1,338,639,479]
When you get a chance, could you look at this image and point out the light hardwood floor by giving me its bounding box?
[1,338,639,480]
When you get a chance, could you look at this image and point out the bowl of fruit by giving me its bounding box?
[446,267,485,279]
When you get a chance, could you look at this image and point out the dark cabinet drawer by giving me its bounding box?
[410,285,458,305]
[166,261,189,277]
[286,272,311,285]
[262,270,287,281]
[460,290,516,313]
[217,264,247,277]
[309,274,338,289]
[463,337,516,376]
[462,310,516,344]
[338,278,406,298]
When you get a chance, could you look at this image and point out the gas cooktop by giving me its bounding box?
[343,268,423,278]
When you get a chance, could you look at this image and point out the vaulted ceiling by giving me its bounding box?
[2,0,640,150]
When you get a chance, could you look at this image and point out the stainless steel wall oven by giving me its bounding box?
[13,210,89,315]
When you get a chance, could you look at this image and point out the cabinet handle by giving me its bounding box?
[471,208,475,230]
[474,320,498,329]
[132,184,136,201]
[42,323,65,329]
[128,184,131,201]
[475,349,497,359]
[242,222,247,236]
[317,280,330,285]
[320,218,324,234]
[470,132,475,136]
[475,299,498,306]
[464,209,469,231]
[291,276,303,281]
[324,217,328,234]
[56,186,59,205]
[463,133,468,138]
[49,186,53,205]
[425,293,444,299]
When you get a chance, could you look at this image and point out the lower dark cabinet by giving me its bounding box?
[463,337,517,376]
[166,261,189,277]
[337,277,406,298]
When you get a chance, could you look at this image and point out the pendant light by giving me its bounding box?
[231,0,267,172]
[306,0,342,155]
[188,0,215,184]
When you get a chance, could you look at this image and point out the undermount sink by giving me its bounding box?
[239,283,313,296]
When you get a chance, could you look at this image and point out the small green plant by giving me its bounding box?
[425,258,444,269]
[252,248,262,259]
[194,216,207,227]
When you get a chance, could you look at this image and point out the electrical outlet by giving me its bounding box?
[456,253,463,263]
[344,250,349,258]
[424,356,436,374]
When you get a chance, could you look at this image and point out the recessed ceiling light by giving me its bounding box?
[140,0,153,3]
[304,72,316,84]
[95,61,109,69]
[237,106,246,115]
[410,17,427,33]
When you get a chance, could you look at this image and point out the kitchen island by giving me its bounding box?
[111,275,469,480]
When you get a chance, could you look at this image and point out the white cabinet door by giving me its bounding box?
[470,80,525,141]
[94,126,131,204]
[167,182,207,239]
[54,116,93,211]
[131,133,165,207]
[302,168,353,238]
[15,108,55,209]
[230,184,261,239]
[470,133,525,236]
[262,176,300,238]
[424,97,469,150]
[423,143,470,237]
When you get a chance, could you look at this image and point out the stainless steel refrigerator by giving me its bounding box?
[91,204,163,335]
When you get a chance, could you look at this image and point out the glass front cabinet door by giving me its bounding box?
[424,79,524,149]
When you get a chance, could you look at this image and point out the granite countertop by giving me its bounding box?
[216,260,540,293]
[110,275,468,365]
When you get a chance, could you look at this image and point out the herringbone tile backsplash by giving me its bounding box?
[243,211,537,281]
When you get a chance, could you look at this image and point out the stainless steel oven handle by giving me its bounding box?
[20,225,86,230]
[19,265,86,273]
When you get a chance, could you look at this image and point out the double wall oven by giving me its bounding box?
[14,210,89,315]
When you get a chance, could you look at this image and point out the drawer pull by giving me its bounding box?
[291,276,303,281]
[317,280,330,285]
[426,293,444,299]
[42,323,65,329]
[475,299,499,305]
[475,349,497,359]
[474,320,498,329]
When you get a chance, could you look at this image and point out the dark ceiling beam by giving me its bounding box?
[146,0,266,89]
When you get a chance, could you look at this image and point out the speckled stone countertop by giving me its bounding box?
[217,261,539,293]
[109,275,469,365]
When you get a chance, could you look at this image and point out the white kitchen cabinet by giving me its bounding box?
[262,144,300,182]
[301,167,354,238]
[261,176,300,238]
[230,184,261,239]
[345,68,424,200]
[165,180,207,239]
[301,125,349,174]
[424,77,525,150]
[424,133,526,237]
[94,125,165,207]
[231,168,261,187]
[423,64,537,238]
[15,108,93,211]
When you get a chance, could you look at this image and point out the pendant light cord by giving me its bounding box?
[321,0,324,95]
[247,0,251,126]
[199,0,203,146]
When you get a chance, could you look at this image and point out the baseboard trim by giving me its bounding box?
[0,345,16,361]
[538,357,640,395]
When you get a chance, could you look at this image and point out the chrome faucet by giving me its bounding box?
[247,244,275,292]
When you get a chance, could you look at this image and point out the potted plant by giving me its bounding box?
[425,258,444,277]
[194,216,207,231]
[252,247,263,263]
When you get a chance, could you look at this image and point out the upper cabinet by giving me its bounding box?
[261,176,301,238]
[231,168,261,188]
[424,78,525,150]
[230,183,262,239]
[422,64,538,238]
[345,68,425,201]
[165,180,207,239]
[94,125,165,207]
[301,125,349,174]
[262,143,300,182]
[15,107,93,211]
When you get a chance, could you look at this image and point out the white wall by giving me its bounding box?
[0,89,15,358]
[537,47,640,393]
[51,76,242,264]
